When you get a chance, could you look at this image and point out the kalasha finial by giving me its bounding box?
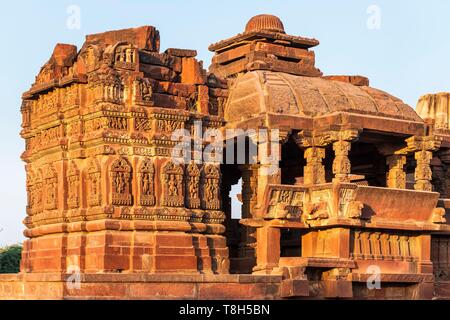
[244,14,285,34]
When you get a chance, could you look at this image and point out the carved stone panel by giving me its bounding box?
[186,162,201,209]
[111,158,133,206]
[138,158,155,206]
[67,162,80,209]
[202,164,221,210]
[133,78,153,105]
[27,168,43,216]
[161,160,184,207]
[114,43,137,70]
[44,165,58,210]
[87,159,102,207]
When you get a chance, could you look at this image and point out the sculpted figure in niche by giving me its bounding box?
[142,174,150,195]
[114,172,126,194]
[202,164,221,210]
[168,175,178,196]
[87,159,102,207]
[139,159,155,206]
[141,80,153,101]
[186,163,201,209]
[67,162,80,209]
[133,78,153,105]
[189,177,199,199]
[44,165,58,210]
[162,160,184,207]
[111,158,133,206]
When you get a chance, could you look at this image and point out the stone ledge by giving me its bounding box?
[351,273,434,283]
[2,274,450,299]
[0,273,281,284]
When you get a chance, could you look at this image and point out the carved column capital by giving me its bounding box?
[296,129,359,185]
[278,129,291,145]
[405,135,442,153]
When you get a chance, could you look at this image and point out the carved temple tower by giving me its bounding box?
[20,26,229,275]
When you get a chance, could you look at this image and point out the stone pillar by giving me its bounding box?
[414,150,433,191]
[240,164,259,219]
[386,154,407,189]
[332,140,352,183]
[253,226,281,274]
[403,135,441,192]
[255,129,284,215]
[237,164,259,272]
[304,147,326,185]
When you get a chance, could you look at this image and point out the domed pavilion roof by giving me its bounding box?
[225,70,423,124]
[210,15,426,136]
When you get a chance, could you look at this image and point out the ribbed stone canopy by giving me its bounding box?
[244,14,286,34]
[225,70,423,124]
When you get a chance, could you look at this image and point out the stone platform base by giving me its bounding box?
[1,273,449,300]
[0,273,281,300]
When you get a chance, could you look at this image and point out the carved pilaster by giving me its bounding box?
[304,147,326,185]
[332,140,351,183]
[414,150,433,191]
[238,164,259,262]
[386,154,407,189]
[240,164,259,218]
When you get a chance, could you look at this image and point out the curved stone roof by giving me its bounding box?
[225,70,423,124]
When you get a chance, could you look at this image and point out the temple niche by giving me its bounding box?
[3,14,450,300]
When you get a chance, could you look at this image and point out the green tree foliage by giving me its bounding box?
[0,244,22,273]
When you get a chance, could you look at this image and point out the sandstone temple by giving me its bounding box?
[1,14,450,299]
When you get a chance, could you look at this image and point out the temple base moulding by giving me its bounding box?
[0,273,448,300]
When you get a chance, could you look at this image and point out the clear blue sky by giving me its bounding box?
[1,0,449,246]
